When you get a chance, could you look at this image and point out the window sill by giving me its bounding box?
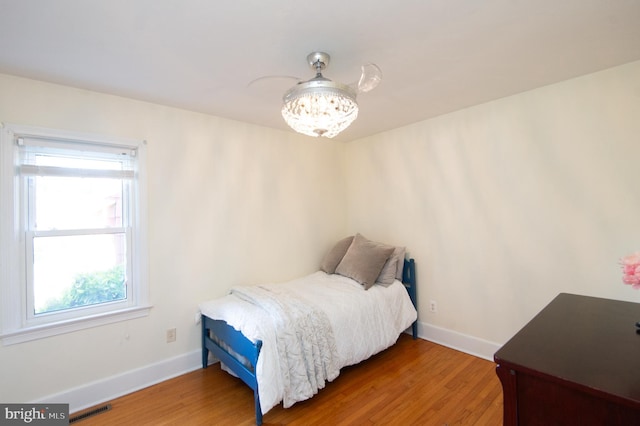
[0,305,153,346]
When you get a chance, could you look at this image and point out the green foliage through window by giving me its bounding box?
[41,264,126,314]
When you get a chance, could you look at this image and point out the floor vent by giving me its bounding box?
[69,404,112,423]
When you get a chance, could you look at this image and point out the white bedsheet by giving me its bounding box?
[198,271,417,415]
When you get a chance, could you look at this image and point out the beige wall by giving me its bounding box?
[1,59,639,405]
[345,60,640,344]
[0,74,347,403]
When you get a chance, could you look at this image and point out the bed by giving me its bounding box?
[199,235,418,425]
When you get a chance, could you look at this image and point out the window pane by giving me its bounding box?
[34,176,124,230]
[33,233,127,315]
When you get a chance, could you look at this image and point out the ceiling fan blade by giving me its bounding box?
[247,75,301,88]
[353,63,382,93]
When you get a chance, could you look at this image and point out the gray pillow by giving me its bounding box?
[377,246,406,285]
[335,234,394,290]
[320,235,354,274]
[395,247,406,281]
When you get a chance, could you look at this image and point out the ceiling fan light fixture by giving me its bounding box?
[282,79,358,138]
[280,52,361,139]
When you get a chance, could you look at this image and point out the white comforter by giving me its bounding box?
[198,271,417,415]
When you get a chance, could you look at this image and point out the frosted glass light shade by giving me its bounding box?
[282,80,358,138]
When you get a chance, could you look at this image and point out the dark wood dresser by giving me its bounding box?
[494,293,640,425]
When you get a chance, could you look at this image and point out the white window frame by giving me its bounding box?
[0,123,151,345]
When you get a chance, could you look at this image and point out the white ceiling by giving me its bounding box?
[1,0,639,142]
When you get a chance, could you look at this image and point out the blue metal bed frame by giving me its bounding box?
[201,258,417,425]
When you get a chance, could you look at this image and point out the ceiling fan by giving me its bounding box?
[256,52,382,138]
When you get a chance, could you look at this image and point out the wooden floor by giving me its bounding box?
[72,335,503,425]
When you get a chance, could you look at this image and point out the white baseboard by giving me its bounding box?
[416,321,502,361]
[35,349,203,413]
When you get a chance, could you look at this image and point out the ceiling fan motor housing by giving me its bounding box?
[307,52,330,72]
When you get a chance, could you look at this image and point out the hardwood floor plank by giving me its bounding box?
[73,335,502,425]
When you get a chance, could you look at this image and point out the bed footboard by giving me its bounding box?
[201,316,263,425]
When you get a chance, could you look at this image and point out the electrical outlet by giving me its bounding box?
[429,300,438,313]
[166,328,176,343]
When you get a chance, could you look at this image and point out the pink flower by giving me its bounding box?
[621,252,640,289]
[622,253,640,266]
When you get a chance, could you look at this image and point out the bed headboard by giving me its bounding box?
[402,258,417,306]
[402,258,418,339]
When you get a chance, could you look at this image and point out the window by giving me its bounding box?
[1,123,150,345]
